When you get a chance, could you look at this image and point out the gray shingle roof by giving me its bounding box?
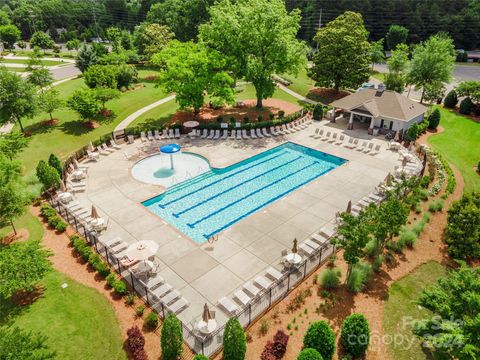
[330,89,428,122]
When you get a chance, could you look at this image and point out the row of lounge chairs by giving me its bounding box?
[295,225,335,258]
[218,266,284,315]
[58,199,108,231]
[87,141,122,162]
[140,129,181,142]
[100,236,189,315]
[311,128,382,156]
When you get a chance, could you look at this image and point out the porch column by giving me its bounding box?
[368,116,375,135]
[347,112,354,130]
[331,106,336,123]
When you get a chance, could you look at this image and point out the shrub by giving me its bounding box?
[193,356,209,360]
[144,312,158,329]
[223,317,246,360]
[113,280,127,295]
[427,108,441,130]
[36,160,61,190]
[428,199,444,213]
[126,326,146,360]
[477,161,480,173]
[340,313,370,357]
[320,268,341,290]
[364,238,378,257]
[443,90,458,108]
[257,115,263,122]
[106,273,116,288]
[404,123,419,142]
[88,252,100,267]
[459,97,473,115]
[243,116,249,123]
[420,176,431,188]
[259,319,269,336]
[94,261,110,277]
[297,348,323,360]
[399,229,417,248]
[278,110,285,118]
[54,220,67,232]
[312,104,323,120]
[372,255,383,272]
[48,154,63,177]
[261,330,289,360]
[347,262,372,293]
[135,305,145,317]
[161,313,183,360]
[269,112,275,120]
[125,293,135,306]
[303,321,335,360]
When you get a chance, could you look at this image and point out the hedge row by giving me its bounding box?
[69,235,112,278]
[40,204,68,232]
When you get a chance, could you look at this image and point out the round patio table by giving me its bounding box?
[197,319,217,334]
[285,253,302,265]
[183,121,200,128]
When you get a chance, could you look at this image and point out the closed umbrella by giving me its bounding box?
[59,180,67,192]
[125,240,159,261]
[346,200,352,213]
[202,303,212,322]
[72,158,80,170]
[88,142,94,152]
[402,156,408,167]
[91,206,99,219]
[292,238,298,254]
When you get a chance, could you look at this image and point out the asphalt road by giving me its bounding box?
[373,63,480,84]
[50,64,81,80]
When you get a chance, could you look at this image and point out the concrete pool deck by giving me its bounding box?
[74,121,403,328]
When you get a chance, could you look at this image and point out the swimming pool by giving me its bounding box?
[143,142,347,244]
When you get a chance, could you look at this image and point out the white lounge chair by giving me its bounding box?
[344,137,354,148]
[161,289,180,305]
[262,128,271,137]
[328,133,338,143]
[201,129,208,139]
[370,144,381,156]
[270,126,278,136]
[250,129,257,139]
[154,130,161,140]
[243,281,261,297]
[320,226,335,239]
[322,131,331,141]
[110,241,128,254]
[218,296,238,314]
[311,233,329,245]
[242,129,250,139]
[174,128,181,138]
[162,130,169,139]
[234,289,252,306]
[101,143,114,153]
[169,129,175,138]
[236,130,242,140]
[207,130,215,139]
[140,132,148,143]
[305,239,320,250]
[212,130,219,139]
[109,140,122,150]
[254,275,273,290]
[351,139,359,149]
[299,242,315,256]
[96,146,109,156]
[229,130,236,139]
[147,131,154,141]
[168,297,189,314]
[87,151,99,161]
[311,128,320,138]
[364,142,374,153]
[335,134,345,145]
[265,267,283,281]
[356,141,367,151]
[150,283,172,299]
[221,129,229,139]
[256,128,264,138]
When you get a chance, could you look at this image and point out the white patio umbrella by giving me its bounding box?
[125,240,159,261]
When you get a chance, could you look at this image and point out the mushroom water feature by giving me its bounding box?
[160,143,181,170]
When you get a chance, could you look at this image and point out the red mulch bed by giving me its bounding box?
[41,119,59,126]
[170,99,302,126]
[307,87,351,103]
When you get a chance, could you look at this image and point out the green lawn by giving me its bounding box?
[127,82,302,129]
[0,212,127,359]
[371,70,385,82]
[428,107,480,192]
[0,59,65,66]
[2,66,28,72]
[17,69,166,174]
[383,261,448,360]
[280,67,316,97]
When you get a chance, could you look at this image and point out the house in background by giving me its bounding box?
[329,85,428,136]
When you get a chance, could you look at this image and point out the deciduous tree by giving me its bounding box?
[134,22,174,61]
[200,0,308,108]
[67,88,101,121]
[0,132,30,160]
[370,39,385,70]
[408,34,456,103]
[152,40,234,113]
[413,265,480,359]
[0,327,55,360]
[384,43,410,93]
[0,239,52,297]
[30,31,55,52]
[309,11,371,93]
[386,24,409,50]
[0,24,20,50]
[0,68,37,133]
[0,155,26,235]
[40,89,64,120]
[94,87,120,110]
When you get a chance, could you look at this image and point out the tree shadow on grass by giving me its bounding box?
[60,120,94,136]
[133,115,174,131]
[23,120,57,136]
[0,286,45,326]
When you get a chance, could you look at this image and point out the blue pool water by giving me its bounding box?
[143,142,347,244]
